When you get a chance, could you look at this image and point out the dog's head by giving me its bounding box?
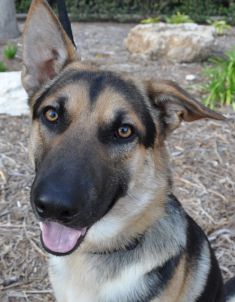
[22,0,224,256]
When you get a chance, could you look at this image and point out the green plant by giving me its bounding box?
[16,0,31,13]
[179,0,223,24]
[203,49,235,110]
[3,44,17,60]
[141,17,161,24]
[0,61,7,72]
[15,0,235,24]
[209,20,231,35]
[166,12,194,24]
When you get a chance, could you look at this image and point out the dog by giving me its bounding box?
[21,0,235,301]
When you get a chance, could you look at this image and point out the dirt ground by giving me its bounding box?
[0,22,235,302]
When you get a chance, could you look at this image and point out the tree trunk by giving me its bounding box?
[0,0,20,40]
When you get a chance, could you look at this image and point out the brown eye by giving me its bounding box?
[116,125,133,139]
[44,108,59,123]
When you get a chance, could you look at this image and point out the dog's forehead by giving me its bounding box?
[33,67,152,121]
[34,68,144,104]
[65,70,145,113]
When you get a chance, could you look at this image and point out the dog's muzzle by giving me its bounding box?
[31,148,128,256]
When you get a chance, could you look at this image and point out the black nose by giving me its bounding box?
[35,193,76,221]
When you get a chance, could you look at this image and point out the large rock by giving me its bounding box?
[125,23,216,63]
[0,72,28,116]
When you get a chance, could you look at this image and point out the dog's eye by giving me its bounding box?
[44,107,59,123]
[115,124,134,139]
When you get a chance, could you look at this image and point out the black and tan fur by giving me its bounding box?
[21,1,235,301]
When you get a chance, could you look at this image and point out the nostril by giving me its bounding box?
[60,209,74,219]
[36,205,45,214]
[34,193,76,221]
[35,200,47,216]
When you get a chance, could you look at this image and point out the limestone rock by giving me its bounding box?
[0,72,28,116]
[125,23,216,63]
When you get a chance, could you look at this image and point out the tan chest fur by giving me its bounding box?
[49,254,99,302]
[49,240,210,302]
[49,252,157,302]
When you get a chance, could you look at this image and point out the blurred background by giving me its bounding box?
[15,0,235,24]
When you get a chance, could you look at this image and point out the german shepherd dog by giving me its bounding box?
[21,0,235,301]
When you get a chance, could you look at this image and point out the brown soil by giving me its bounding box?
[0,22,235,302]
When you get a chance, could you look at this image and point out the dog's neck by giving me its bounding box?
[79,194,185,258]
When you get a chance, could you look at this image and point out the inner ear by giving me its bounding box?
[145,80,225,135]
[22,0,78,97]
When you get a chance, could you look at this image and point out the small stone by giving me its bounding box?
[186,74,196,81]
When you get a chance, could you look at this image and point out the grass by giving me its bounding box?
[141,12,193,25]
[203,48,235,110]
[0,61,7,72]
[166,12,194,24]
[4,44,17,60]
[141,17,161,24]
[209,20,231,35]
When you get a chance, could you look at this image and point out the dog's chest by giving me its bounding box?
[49,253,154,302]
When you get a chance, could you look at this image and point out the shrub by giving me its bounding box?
[166,12,194,24]
[0,61,7,72]
[209,20,231,35]
[16,0,31,13]
[4,44,17,60]
[203,49,235,110]
[141,17,161,24]
[15,0,234,24]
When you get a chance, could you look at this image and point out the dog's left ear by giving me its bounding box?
[22,0,78,97]
[145,80,225,134]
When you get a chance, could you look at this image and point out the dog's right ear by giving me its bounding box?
[145,80,225,136]
[22,0,78,97]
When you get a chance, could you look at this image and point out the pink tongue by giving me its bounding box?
[40,221,86,254]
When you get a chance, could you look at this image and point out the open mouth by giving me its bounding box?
[39,221,87,256]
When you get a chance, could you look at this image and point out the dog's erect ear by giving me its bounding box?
[145,80,225,134]
[22,0,78,97]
